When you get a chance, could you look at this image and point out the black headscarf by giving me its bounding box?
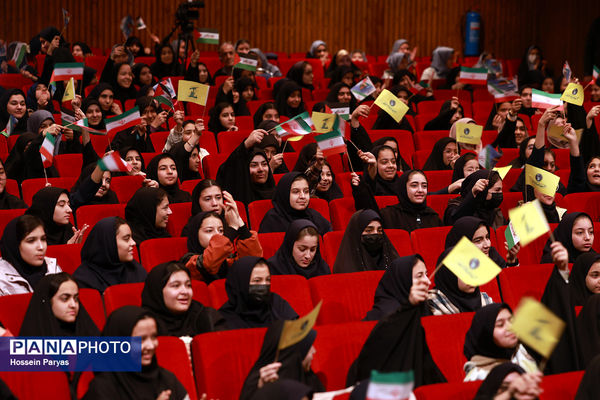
[326,82,356,110]
[453,169,504,227]
[141,262,219,336]
[253,102,278,128]
[0,216,48,288]
[110,62,138,106]
[87,83,115,117]
[73,217,147,293]
[19,273,100,336]
[184,212,228,280]
[285,61,314,91]
[0,89,28,134]
[292,143,318,173]
[434,264,483,313]
[146,153,191,204]
[249,379,313,400]
[451,153,478,183]
[314,161,343,202]
[259,172,332,236]
[371,137,411,172]
[268,219,330,278]
[84,306,188,400]
[118,146,146,174]
[473,363,526,400]
[422,137,456,171]
[240,319,323,400]
[570,253,600,306]
[132,63,154,87]
[0,159,27,209]
[71,164,119,206]
[575,294,600,368]
[463,303,516,361]
[25,187,74,245]
[4,132,38,183]
[365,255,423,321]
[275,81,305,118]
[235,77,258,101]
[125,187,171,244]
[150,43,184,79]
[333,209,399,274]
[218,257,298,329]
[540,212,595,263]
[81,97,106,130]
[575,353,600,399]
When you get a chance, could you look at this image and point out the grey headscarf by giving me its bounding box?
[430,46,455,78]
[309,40,327,57]
[387,52,408,73]
[389,39,408,56]
[250,48,282,78]
[26,110,54,134]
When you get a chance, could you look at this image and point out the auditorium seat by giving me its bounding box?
[21,177,78,206]
[366,129,415,165]
[498,264,555,309]
[54,154,83,177]
[498,192,523,221]
[150,131,170,151]
[45,243,84,275]
[413,149,432,169]
[0,371,71,400]
[208,275,314,316]
[410,226,452,273]
[201,153,228,179]
[139,237,188,271]
[495,223,557,266]
[0,209,26,238]
[248,198,330,231]
[106,175,145,203]
[79,288,106,330]
[257,232,285,259]
[413,130,448,151]
[560,192,600,221]
[156,337,199,400]
[417,100,447,115]
[166,202,192,237]
[328,196,356,230]
[309,271,384,325]
[500,168,522,192]
[413,381,481,400]
[180,179,201,195]
[4,179,20,199]
[423,170,453,192]
[496,148,519,167]
[75,204,126,241]
[538,370,584,400]
[217,130,251,154]
[282,152,300,171]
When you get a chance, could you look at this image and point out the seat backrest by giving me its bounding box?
[328,196,355,231]
[561,192,600,221]
[386,229,415,256]
[54,153,83,177]
[166,202,192,237]
[257,232,285,259]
[367,129,416,163]
[0,371,71,400]
[423,170,453,192]
[156,336,198,400]
[45,243,84,274]
[21,177,78,206]
[498,264,555,309]
[498,191,523,221]
[496,224,557,266]
[539,370,584,400]
[110,175,145,204]
[139,237,189,271]
[150,131,170,152]
[4,179,20,199]
[79,288,106,330]
[427,194,458,219]
[216,130,250,154]
[322,231,344,266]
[309,271,384,325]
[0,209,26,239]
[410,226,452,274]
[75,204,126,241]
[413,381,481,400]
[0,293,32,334]
[413,130,448,151]
[192,327,266,399]
[201,153,229,179]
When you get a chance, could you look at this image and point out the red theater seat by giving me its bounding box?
[107,175,145,204]
[498,264,555,309]
[45,243,83,274]
[560,192,600,221]
[0,209,26,238]
[156,337,199,400]
[139,237,189,271]
[413,381,481,400]
[21,177,78,206]
[166,202,192,237]
[54,154,83,177]
[257,232,285,259]
[328,196,356,231]
[0,371,71,400]
[75,204,126,241]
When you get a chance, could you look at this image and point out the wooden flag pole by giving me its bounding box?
[428,261,444,282]
[345,150,355,173]
[43,167,50,187]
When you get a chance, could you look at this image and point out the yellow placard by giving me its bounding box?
[311,112,335,133]
[524,164,560,196]
[493,165,511,180]
[62,77,75,102]
[560,83,584,106]
[455,122,483,145]
[441,236,502,287]
[177,80,209,105]
[547,123,583,146]
[278,301,322,350]
[511,297,565,358]
[374,89,409,123]
[508,199,550,246]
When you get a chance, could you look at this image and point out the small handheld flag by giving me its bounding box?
[50,62,84,82]
[177,80,210,106]
[273,112,314,138]
[592,65,599,84]
[531,89,563,109]
[234,53,258,71]
[40,134,58,168]
[477,145,502,169]
[508,199,550,247]
[62,8,71,27]
[194,28,219,45]
[441,236,502,287]
[524,164,560,197]
[315,116,347,157]
[374,89,409,123]
[104,107,142,134]
[62,77,75,102]
[1,115,18,138]
[458,67,488,85]
[120,15,134,39]
[72,118,106,135]
[9,42,28,70]
[311,112,336,133]
[493,165,511,180]
[560,82,584,106]
[487,78,519,103]
[135,17,146,30]
[455,123,483,145]
[98,152,133,172]
[351,76,376,101]
[366,370,414,400]
[278,301,322,351]
[505,221,520,251]
[153,78,176,99]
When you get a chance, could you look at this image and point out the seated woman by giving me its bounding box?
[253,121,289,175]
[325,82,356,110]
[219,257,298,329]
[492,112,530,150]
[314,161,343,201]
[109,96,160,153]
[355,146,403,196]
[71,164,119,206]
[422,137,459,171]
[146,154,191,203]
[125,187,172,245]
[473,363,542,400]
[150,43,184,79]
[463,303,539,381]
[79,97,106,131]
[215,75,251,117]
[19,272,100,336]
[141,261,225,337]
[371,85,415,133]
[0,159,26,209]
[181,209,261,283]
[420,46,457,83]
[423,98,464,131]
[259,172,332,236]
[432,152,480,195]
[87,83,120,117]
[165,121,208,183]
[540,212,595,263]
[73,217,146,293]
[239,320,323,400]
[253,102,280,128]
[109,62,137,107]
[0,89,28,135]
[333,209,399,274]
[275,81,306,119]
[268,219,330,278]
[0,215,62,295]
[444,169,505,229]
[449,118,482,153]
[207,102,238,137]
[190,179,225,217]
[83,306,189,400]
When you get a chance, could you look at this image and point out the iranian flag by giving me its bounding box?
[75,118,106,135]
[458,67,488,85]
[1,115,18,138]
[194,28,219,45]
[98,152,132,172]
[105,107,142,134]
[234,53,258,71]
[50,62,84,82]
[40,134,58,168]
[9,43,28,69]
[531,89,563,109]
[274,112,314,138]
[315,130,346,157]
[366,370,414,400]
[592,65,599,84]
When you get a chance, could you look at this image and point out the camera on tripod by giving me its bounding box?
[175,1,205,33]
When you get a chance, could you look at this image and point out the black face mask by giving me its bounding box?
[485,192,503,209]
[361,234,384,254]
[248,284,271,306]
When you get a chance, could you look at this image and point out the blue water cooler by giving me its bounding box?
[464,11,481,56]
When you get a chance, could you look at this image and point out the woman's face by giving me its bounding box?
[125,150,142,173]
[541,77,555,93]
[262,108,279,123]
[341,72,354,87]
[411,260,430,290]
[543,153,556,173]
[51,280,79,323]
[98,89,114,111]
[198,64,209,83]
[85,104,103,125]
[450,107,463,124]
[399,42,410,53]
[472,225,491,256]
[377,149,397,180]
[7,94,26,118]
[95,171,111,197]
[219,106,235,129]
[362,220,383,235]
[336,52,351,67]
[0,162,6,194]
[524,138,535,159]
[199,186,224,213]
[591,84,600,102]
[406,173,427,204]
[128,43,141,55]
[337,86,352,103]
[241,86,254,102]
[35,84,50,103]
[38,118,54,134]
[292,234,319,268]
[585,262,600,294]
[383,140,399,162]
[249,155,269,184]
[287,90,302,109]
[485,179,503,201]
[138,66,153,86]
[303,64,314,85]
[289,178,310,210]
[496,102,511,119]
[157,157,178,186]
[572,216,594,253]
[117,64,133,89]
[249,262,270,285]
[442,142,459,166]
[116,223,136,262]
[188,147,200,172]
[197,216,224,248]
[160,46,174,64]
[586,158,600,186]
[162,270,193,314]
[457,277,476,293]
[155,196,172,229]
[515,122,528,145]
[351,52,365,63]
[132,317,158,367]
[19,226,47,266]
[463,159,480,178]
[534,187,555,206]
[72,45,83,58]
[53,193,72,225]
[316,165,333,192]
[493,308,518,349]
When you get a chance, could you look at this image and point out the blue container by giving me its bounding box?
[465,11,481,56]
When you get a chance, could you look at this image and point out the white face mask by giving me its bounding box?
[528,54,537,64]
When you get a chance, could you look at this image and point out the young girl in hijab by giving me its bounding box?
[444,169,506,229]
[132,63,155,87]
[517,45,551,88]
[207,102,237,136]
[314,162,343,201]
[449,118,482,153]
[275,81,306,118]
[0,89,28,135]
[435,152,480,195]
[540,212,595,263]
[421,47,457,81]
[215,75,251,117]
[268,219,330,278]
[259,172,332,236]
[185,54,213,85]
[83,306,189,400]
[219,257,298,330]
[464,303,539,381]
[125,187,172,245]
[284,61,315,92]
[576,293,600,368]
[492,114,530,150]
[19,272,100,336]
[0,159,26,209]
[355,146,402,196]
[25,82,54,113]
[371,85,415,133]
[71,165,119,206]
[0,215,61,295]
[424,98,464,131]
[109,62,137,107]
[150,43,184,80]
[181,210,261,283]
[87,83,120,117]
[333,209,399,274]
[80,97,106,130]
[473,363,542,400]
[146,154,191,204]
[253,102,280,128]
[141,262,225,337]
[370,137,412,172]
[422,137,459,171]
[239,321,323,400]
